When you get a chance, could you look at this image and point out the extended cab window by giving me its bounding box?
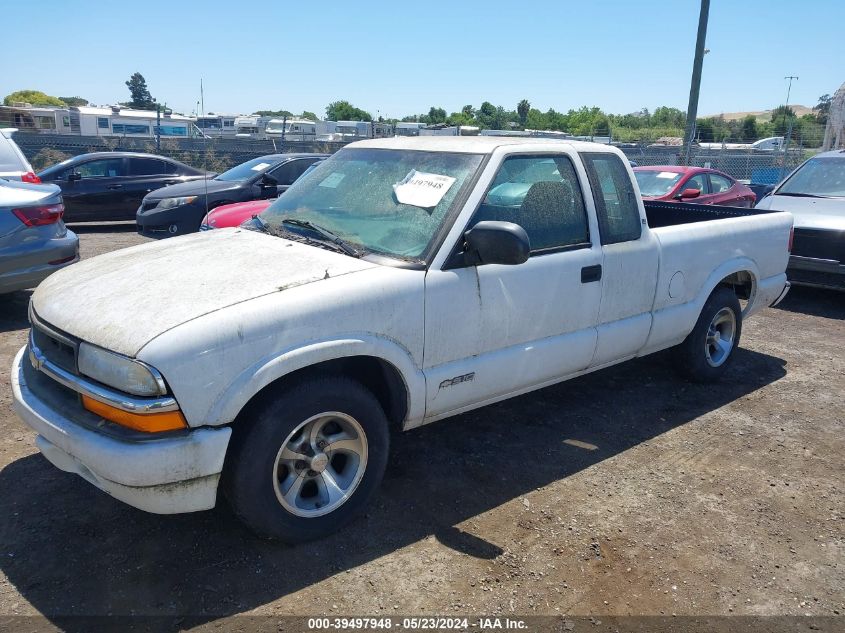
[472,155,589,252]
[581,152,641,244]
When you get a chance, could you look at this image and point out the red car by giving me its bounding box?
[199,198,272,231]
[633,166,756,207]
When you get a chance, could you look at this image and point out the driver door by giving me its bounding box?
[422,152,603,421]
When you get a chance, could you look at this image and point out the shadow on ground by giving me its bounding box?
[0,344,786,627]
[0,290,31,334]
[774,285,844,320]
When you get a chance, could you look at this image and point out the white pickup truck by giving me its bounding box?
[12,137,792,542]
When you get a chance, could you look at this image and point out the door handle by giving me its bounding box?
[581,264,602,283]
[107,184,123,190]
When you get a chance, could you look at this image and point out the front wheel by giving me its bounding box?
[222,376,389,542]
[673,286,742,383]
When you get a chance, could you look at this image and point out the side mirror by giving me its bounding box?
[260,173,278,187]
[676,188,701,200]
[464,221,530,266]
[67,172,81,182]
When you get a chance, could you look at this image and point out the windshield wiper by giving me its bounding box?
[281,218,362,257]
[776,192,826,198]
[249,214,286,237]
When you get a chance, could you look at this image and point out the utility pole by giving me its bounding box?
[155,103,161,152]
[683,0,710,165]
[781,76,798,179]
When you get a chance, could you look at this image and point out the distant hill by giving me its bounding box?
[704,105,814,122]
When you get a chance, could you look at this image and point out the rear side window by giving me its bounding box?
[0,136,28,172]
[129,158,169,176]
[581,152,641,245]
[709,174,733,193]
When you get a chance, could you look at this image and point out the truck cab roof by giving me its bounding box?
[349,136,617,155]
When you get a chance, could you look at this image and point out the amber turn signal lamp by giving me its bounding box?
[82,395,187,433]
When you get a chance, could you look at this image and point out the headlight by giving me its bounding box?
[78,342,166,397]
[156,196,197,210]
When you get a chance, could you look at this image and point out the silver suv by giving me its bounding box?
[0,178,79,293]
[0,129,40,183]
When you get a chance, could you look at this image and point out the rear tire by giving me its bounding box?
[222,376,389,542]
[673,286,742,383]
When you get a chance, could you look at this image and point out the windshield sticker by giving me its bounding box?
[392,170,456,208]
[251,162,271,171]
[318,173,346,188]
[657,171,677,179]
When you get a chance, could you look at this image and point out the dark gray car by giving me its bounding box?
[0,179,79,294]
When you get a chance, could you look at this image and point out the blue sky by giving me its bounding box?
[2,0,843,119]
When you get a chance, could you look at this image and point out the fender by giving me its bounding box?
[641,256,759,356]
[205,334,427,429]
[693,256,760,317]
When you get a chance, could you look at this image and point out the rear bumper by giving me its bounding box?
[788,255,845,290]
[11,346,231,514]
[0,230,79,294]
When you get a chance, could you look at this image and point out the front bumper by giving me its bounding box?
[11,346,231,514]
[136,202,206,238]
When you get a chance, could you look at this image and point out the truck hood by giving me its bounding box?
[761,195,845,231]
[31,229,378,356]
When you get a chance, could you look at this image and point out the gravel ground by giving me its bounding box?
[0,225,842,629]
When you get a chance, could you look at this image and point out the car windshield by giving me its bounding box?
[215,157,277,182]
[777,157,845,198]
[634,170,683,196]
[260,148,484,260]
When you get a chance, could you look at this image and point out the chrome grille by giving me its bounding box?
[30,311,79,375]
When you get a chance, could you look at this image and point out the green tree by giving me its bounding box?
[3,90,66,107]
[300,111,318,121]
[517,99,530,125]
[325,100,372,121]
[740,115,758,141]
[256,109,293,117]
[427,106,447,124]
[461,104,475,119]
[58,96,88,107]
[813,94,831,124]
[124,72,155,109]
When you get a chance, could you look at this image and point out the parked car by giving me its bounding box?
[756,150,845,290]
[634,166,757,207]
[199,199,272,231]
[38,152,209,223]
[12,137,792,542]
[0,178,78,294]
[0,129,41,183]
[199,159,325,230]
[137,153,328,237]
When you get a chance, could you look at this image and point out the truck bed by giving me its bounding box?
[644,200,778,229]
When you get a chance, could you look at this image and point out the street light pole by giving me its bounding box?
[683,0,710,165]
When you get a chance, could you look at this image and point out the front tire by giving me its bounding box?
[673,286,742,383]
[222,376,389,542]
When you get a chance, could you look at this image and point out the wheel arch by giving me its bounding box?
[695,257,759,319]
[207,337,425,431]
